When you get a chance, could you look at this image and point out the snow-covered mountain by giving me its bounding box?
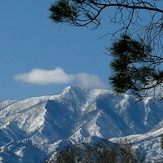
[0,86,163,162]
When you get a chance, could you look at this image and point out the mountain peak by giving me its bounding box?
[0,86,163,162]
[63,85,86,93]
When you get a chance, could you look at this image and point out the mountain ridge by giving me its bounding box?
[0,86,163,162]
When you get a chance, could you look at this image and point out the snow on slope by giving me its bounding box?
[0,86,163,162]
[110,127,163,162]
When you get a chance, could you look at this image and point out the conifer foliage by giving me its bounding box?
[109,34,163,99]
[49,0,77,23]
[49,0,163,100]
[47,139,145,163]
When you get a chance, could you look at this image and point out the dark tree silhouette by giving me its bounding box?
[109,34,163,99]
[49,0,163,100]
[46,139,145,163]
[49,0,163,48]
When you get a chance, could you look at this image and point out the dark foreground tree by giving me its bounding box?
[46,139,145,163]
[109,34,163,100]
[49,0,163,100]
[49,0,163,50]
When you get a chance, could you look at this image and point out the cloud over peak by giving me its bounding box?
[14,67,106,89]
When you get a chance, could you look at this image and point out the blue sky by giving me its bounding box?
[1,0,113,100]
[2,1,162,101]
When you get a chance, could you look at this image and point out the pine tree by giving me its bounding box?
[109,34,163,99]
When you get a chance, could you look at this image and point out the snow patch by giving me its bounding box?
[0,86,162,162]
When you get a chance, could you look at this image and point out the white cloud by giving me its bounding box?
[14,67,73,85]
[75,73,106,89]
[14,67,106,89]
